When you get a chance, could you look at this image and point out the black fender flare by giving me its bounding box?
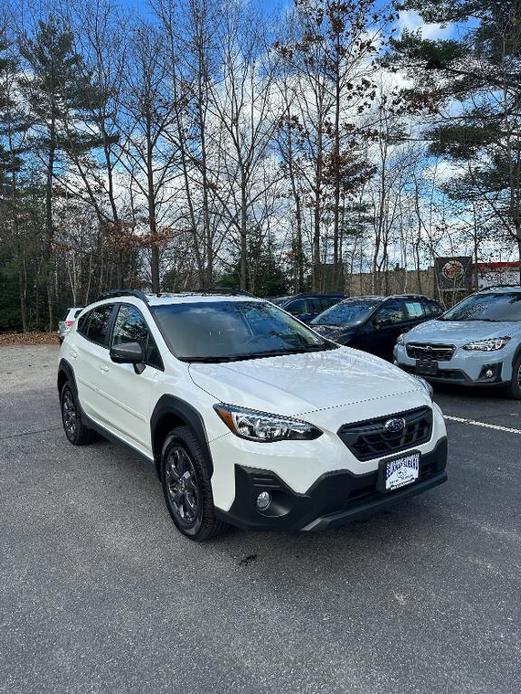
[57,358,78,396]
[150,395,214,477]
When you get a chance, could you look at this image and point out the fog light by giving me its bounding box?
[256,491,271,512]
[485,369,494,379]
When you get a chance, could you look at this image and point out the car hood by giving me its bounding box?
[188,347,423,416]
[405,319,521,346]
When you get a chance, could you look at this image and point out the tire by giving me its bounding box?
[60,383,97,445]
[160,426,227,541]
[506,355,521,399]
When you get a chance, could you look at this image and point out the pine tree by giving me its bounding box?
[19,18,105,329]
[391,1,521,275]
[0,23,32,330]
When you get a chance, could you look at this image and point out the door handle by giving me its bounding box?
[100,365,109,374]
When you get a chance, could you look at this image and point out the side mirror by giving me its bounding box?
[110,341,145,373]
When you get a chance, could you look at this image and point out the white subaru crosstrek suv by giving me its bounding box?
[57,290,448,541]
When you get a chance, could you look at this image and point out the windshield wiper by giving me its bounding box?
[184,343,335,363]
[181,355,239,363]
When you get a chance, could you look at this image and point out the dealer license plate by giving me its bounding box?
[381,452,420,492]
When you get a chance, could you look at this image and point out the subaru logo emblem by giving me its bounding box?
[384,418,406,434]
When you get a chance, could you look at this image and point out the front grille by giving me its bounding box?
[338,407,433,462]
[407,343,455,361]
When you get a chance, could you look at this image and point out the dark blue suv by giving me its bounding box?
[271,293,345,324]
[311,294,443,361]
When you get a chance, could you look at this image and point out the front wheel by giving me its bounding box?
[505,355,521,399]
[160,426,227,541]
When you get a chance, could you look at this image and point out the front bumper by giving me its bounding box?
[216,437,448,532]
[394,344,510,386]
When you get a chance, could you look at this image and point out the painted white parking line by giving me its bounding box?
[444,414,521,435]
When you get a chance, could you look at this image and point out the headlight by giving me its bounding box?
[214,404,322,442]
[415,376,433,400]
[396,333,406,346]
[463,337,510,351]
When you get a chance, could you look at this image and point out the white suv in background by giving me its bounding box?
[57,290,448,541]
[58,307,83,342]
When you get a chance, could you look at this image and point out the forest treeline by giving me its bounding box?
[1,0,520,331]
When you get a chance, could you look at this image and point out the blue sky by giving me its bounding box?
[118,0,459,39]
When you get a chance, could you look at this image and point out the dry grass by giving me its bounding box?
[0,331,59,346]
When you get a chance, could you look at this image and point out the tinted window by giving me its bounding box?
[85,305,113,345]
[374,299,406,326]
[308,298,323,314]
[424,300,442,317]
[405,301,424,319]
[322,297,342,311]
[77,312,89,336]
[112,304,163,369]
[314,297,341,313]
[442,292,521,322]
[152,300,333,362]
[270,297,289,307]
[287,298,310,316]
[312,299,380,326]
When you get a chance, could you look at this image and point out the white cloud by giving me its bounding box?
[398,10,453,41]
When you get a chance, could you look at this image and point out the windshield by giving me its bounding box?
[441,292,521,322]
[152,300,336,362]
[311,299,380,326]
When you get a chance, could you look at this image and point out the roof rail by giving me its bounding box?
[97,289,149,303]
[477,284,521,292]
[191,288,256,297]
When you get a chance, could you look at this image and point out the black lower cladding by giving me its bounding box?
[218,437,448,532]
[400,363,504,385]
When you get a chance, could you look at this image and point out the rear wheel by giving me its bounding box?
[506,355,521,400]
[60,384,96,445]
[160,426,227,541]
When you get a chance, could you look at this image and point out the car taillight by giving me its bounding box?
[65,320,74,327]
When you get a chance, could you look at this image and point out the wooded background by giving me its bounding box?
[1,0,521,331]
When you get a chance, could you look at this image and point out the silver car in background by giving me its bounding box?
[394,286,521,398]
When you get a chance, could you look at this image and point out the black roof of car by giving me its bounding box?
[339,294,440,302]
[275,293,345,301]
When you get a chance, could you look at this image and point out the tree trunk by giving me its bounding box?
[146,124,160,294]
[240,178,248,291]
[45,132,56,331]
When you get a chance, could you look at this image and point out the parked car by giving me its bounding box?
[394,285,521,398]
[57,289,447,541]
[271,293,345,323]
[57,307,84,342]
[311,294,443,361]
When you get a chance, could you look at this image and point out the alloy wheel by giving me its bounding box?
[62,389,77,439]
[165,445,200,527]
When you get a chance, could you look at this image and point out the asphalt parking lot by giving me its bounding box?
[1,345,521,694]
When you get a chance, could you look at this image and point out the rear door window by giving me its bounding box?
[77,312,89,336]
[86,304,114,346]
